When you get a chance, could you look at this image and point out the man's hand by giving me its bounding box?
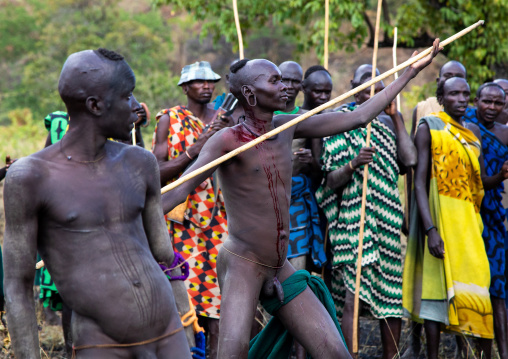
[187,118,231,159]
[293,148,313,164]
[351,147,376,169]
[135,103,150,127]
[384,101,397,116]
[499,160,508,179]
[428,229,445,259]
[5,156,17,170]
[409,38,442,74]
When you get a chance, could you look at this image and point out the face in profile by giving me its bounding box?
[246,61,288,112]
[105,64,140,140]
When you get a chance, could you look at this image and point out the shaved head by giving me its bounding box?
[279,61,302,75]
[439,60,466,78]
[229,59,280,104]
[58,49,134,113]
[352,64,380,87]
[494,79,508,92]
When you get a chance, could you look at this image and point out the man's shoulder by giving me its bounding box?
[492,122,508,146]
[110,141,156,166]
[4,154,48,189]
[155,105,188,121]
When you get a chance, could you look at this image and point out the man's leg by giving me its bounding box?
[341,287,359,356]
[216,250,265,358]
[204,317,219,359]
[289,255,307,359]
[423,320,440,359]
[401,321,422,358]
[474,337,491,358]
[275,262,350,358]
[380,317,401,359]
[492,296,508,357]
[62,302,73,357]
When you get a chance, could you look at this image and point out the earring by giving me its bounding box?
[247,95,257,107]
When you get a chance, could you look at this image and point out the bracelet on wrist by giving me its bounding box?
[185,150,193,160]
[349,161,355,170]
[425,225,436,234]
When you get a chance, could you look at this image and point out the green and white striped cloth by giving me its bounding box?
[316,104,403,319]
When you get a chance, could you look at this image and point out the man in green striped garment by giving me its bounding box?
[316,65,417,359]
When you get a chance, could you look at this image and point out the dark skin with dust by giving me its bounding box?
[163,39,440,358]
[3,50,190,358]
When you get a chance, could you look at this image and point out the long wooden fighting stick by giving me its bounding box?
[321,0,331,279]
[324,0,330,70]
[352,0,383,355]
[34,21,485,271]
[160,20,483,195]
[232,0,244,60]
[393,27,410,229]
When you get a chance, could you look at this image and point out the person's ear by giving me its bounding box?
[86,96,104,116]
[301,79,308,92]
[241,85,254,102]
[436,77,440,85]
[474,97,479,107]
[181,84,188,95]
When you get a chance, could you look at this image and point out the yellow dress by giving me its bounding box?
[403,111,493,338]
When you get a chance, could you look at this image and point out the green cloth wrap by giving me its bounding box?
[248,270,346,358]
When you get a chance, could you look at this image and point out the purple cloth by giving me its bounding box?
[159,252,189,281]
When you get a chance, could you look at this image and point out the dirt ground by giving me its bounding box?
[0,314,490,358]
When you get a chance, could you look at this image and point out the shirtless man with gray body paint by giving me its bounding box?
[162,40,440,358]
[3,49,190,359]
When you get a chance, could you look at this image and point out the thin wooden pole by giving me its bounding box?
[392,27,409,228]
[324,0,330,69]
[232,0,244,60]
[33,20,485,272]
[352,0,383,355]
[393,27,400,110]
[164,21,483,195]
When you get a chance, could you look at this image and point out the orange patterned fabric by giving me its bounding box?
[153,106,227,319]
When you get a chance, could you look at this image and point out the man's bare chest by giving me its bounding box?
[40,164,146,228]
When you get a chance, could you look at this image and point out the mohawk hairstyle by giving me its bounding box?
[95,48,124,61]
[230,59,250,74]
[304,65,330,80]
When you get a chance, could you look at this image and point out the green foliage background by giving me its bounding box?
[1,0,508,161]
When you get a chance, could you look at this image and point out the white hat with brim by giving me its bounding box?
[178,61,221,86]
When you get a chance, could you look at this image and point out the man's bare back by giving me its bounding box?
[3,49,190,358]
[162,46,439,357]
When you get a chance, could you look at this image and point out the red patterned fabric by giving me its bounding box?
[152,106,227,319]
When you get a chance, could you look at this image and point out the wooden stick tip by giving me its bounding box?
[479,20,485,25]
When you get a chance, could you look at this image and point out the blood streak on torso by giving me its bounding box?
[257,142,287,269]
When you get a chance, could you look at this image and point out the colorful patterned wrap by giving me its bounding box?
[316,103,404,319]
[403,111,493,338]
[152,106,227,319]
[287,174,326,266]
[464,108,508,299]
